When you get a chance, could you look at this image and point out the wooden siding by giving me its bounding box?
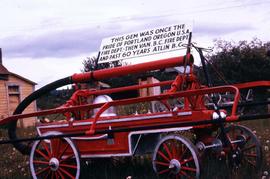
[0,74,36,127]
[138,77,161,97]
[0,80,9,119]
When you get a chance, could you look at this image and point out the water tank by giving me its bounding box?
[92,95,117,117]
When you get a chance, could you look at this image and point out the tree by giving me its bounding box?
[82,56,138,88]
[83,39,270,88]
[197,39,270,113]
[82,56,123,72]
[199,38,270,85]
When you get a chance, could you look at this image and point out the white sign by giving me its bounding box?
[98,23,192,64]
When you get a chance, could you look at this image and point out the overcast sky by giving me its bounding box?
[0,0,270,88]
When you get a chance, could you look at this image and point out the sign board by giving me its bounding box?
[98,23,192,64]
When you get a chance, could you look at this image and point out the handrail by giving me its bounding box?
[0,85,239,128]
[1,80,174,125]
[86,85,240,134]
[68,80,173,101]
[233,80,270,89]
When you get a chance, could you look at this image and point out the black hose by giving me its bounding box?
[238,113,270,121]
[8,76,73,155]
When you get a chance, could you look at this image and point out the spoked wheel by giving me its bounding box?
[224,124,262,174]
[30,132,80,179]
[152,135,200,179]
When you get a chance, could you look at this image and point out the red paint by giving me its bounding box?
[72,55,193,83]
[1,54,269,159]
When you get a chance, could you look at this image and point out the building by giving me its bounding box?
[138,76,161,113]
[138,76,161,97]
[0,48,37,127]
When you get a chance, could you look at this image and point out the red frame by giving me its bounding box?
[1,54,269,158]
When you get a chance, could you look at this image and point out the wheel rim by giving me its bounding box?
[153,135,200,178]
[225,125,262,172]
[30,132,80,179]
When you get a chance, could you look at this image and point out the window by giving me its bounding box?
[8,85,20,94]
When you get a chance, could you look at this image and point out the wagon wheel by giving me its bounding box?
[152,135,200,179]
[29,132,80,179]
[224,124,262,174]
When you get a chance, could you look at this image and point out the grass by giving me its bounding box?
[0,119,269,178]
[0,128,33,178]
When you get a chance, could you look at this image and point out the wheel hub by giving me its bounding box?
[236,135,246,147]
[49,158,59,171]
[169,159,181,174]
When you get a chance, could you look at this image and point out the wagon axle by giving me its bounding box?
[196,134,248,153]
[168,159,181,174]
[49,158,60,171]
[196,139,223,152]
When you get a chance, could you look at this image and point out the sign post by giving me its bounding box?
[98,23,192,65]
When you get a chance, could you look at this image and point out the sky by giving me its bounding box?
[0,0,270,89]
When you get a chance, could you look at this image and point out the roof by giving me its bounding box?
[9,72,37,85]
[0,64,36,85]
[0,52,36,85]
[0,64,10,75]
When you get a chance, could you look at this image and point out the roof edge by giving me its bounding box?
[9,72,37,85]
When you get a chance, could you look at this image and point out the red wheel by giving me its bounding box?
[152,135,200,179]
[30,132,80,179]
[225,125,262,173]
